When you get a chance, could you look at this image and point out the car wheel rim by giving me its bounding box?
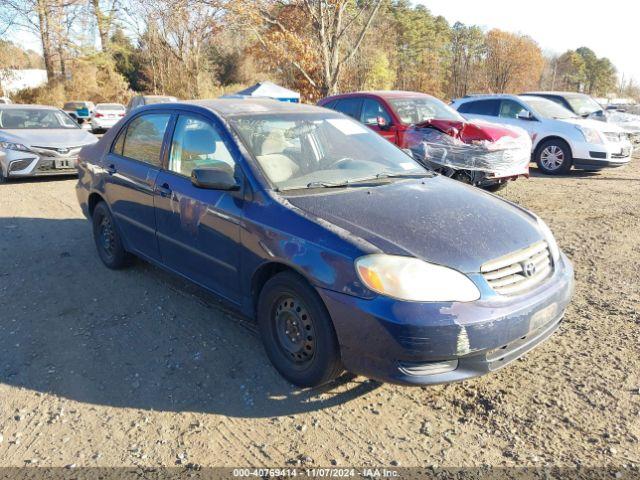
[541,145,565,170]
[273,296,316,365]
[99,216,115,259]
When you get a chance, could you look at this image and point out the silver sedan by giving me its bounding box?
[0,104,97,183]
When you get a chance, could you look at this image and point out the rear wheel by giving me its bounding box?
[257,271,343,387]
[536,139,572,175]
[92,202,132,269]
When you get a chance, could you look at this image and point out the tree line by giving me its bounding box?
[0,0,637,104]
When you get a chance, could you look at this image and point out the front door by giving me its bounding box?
[103,112,171,261]
[154,113,243,304]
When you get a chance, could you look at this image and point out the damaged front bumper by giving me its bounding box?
[317,252,574,386]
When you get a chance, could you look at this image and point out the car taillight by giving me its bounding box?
[94,112,104,118]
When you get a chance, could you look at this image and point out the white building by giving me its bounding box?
[0,69,48,97]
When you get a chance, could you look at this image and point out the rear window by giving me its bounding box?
[64,102,87,110]
[118,113,171,166]
[144,96,177,105]
[458,99,500,116]
[333,98,362,120]
[96,104,125,111]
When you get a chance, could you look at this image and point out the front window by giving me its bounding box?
[524,98,577,120]
[169,115,236,177]
[388,97,464,124]
[0,108,79,129]
[566,96,604,117]
[230,113,427,191]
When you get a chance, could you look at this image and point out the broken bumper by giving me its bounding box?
[318,252,574,386]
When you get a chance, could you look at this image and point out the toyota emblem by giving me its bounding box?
[522,261,537,278]
[57,147,69,154]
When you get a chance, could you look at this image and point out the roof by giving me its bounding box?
[453,94,523,102]
[234,82,300,99]
[181,98,326,117]
[523,91,590,98]
[0,104,60,110]
[323,90,436,101]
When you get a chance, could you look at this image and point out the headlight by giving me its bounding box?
[536,218,560,262]
[355,254,480,302]
[576,126,603,144]
[0,141,30,152]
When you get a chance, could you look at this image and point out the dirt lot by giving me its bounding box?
[0,158,639,470]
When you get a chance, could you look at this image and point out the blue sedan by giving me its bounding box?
[76,99,574,387]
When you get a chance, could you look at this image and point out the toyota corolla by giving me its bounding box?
[0,104,97,183]
[76,99,574,387]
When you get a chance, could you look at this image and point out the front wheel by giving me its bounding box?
[536,139,572,175]
[482,182,508,193]
[92,202,132,269]
[257,271,343,387]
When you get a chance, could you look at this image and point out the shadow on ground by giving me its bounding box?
[0,216,380,418]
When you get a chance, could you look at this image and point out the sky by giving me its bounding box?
[420,0,639,84]
[10,1,639,84]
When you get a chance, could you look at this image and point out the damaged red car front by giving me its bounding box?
[319,91,532,191]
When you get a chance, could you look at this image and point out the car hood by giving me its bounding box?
[559,117,624,133]
[414,119,521,142]
[0,129,97,148]
[286,176,544,273]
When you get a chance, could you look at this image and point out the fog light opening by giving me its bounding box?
[398,359,458,377]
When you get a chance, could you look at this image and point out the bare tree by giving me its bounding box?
[238,0,383,96]
[90,0,119,51]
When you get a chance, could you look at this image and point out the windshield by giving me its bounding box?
[145,96,177,105]
[388,97,464,124]
[566,95,604,117]
[230,113,428,190]
[524,98,578,120]
[0,108,79,129]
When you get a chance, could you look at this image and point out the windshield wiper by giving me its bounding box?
[373,171,436,179]
[305,180,351,189]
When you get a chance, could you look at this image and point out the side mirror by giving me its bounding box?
[191,165,240,191]
[377,116,390,130]
[517,110,534,121]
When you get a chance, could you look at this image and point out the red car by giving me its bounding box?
[318,91,531,190]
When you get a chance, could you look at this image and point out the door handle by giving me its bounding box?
[156,183,172,198]
[106,164,117,175]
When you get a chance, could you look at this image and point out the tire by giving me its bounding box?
[482,182,507,193]
[92,202,132,269]
[257,271,343,387]
[535,139,572,175]
[0,172,7,184]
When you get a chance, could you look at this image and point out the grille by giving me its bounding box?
[481,241,553,296]
[31,146,82,157]
[604,132,627,143]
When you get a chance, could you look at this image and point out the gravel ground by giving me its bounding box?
[0,158,638,469]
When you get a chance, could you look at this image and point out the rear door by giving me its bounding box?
[154,112,243,303]
[103,112,171,261]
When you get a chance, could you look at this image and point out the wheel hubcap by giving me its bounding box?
[99,216,115,257]
[541,145,565,170]
[274,296,315,364]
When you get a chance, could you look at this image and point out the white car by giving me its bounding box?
[451,94,633,175]
[0,104,97,182]
[89,103,126,133]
